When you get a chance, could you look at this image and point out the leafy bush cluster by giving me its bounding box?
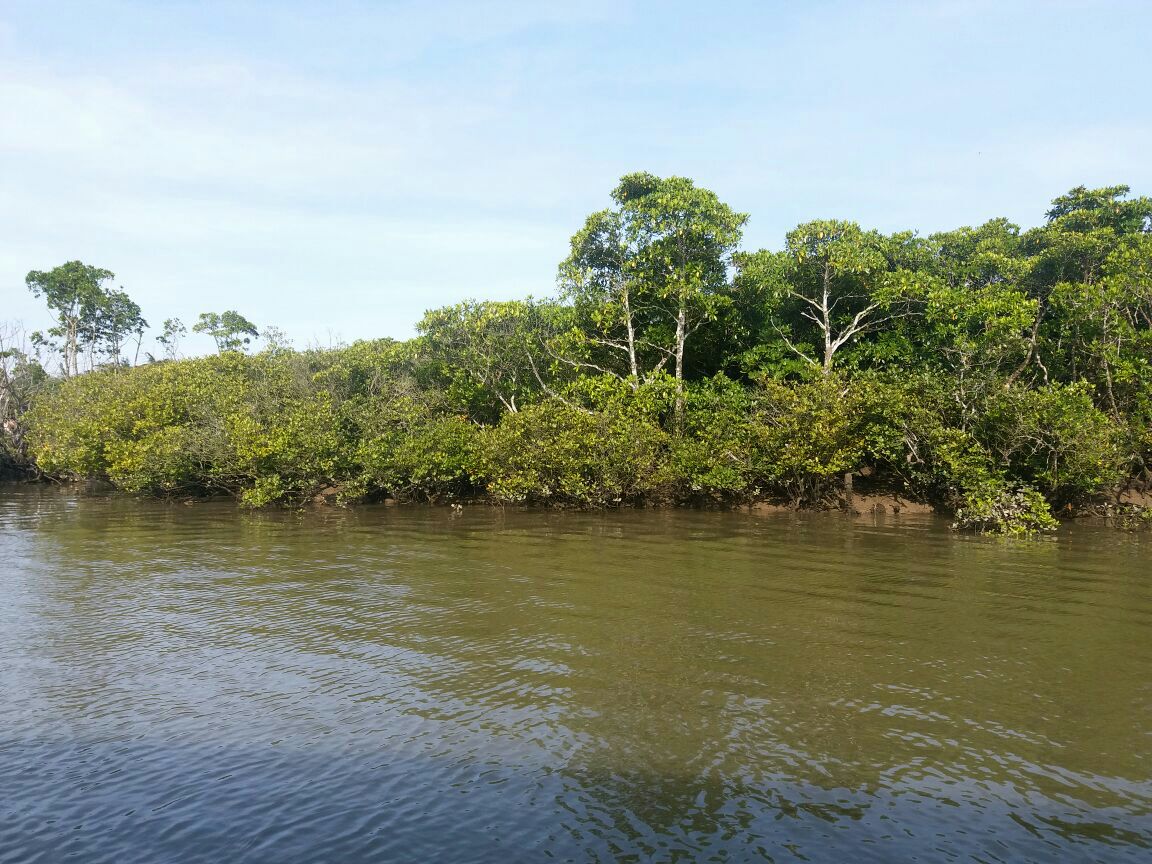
[24,349,1128,533]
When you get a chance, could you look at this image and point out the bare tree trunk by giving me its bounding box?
[821,263,833,374]
[66,319,78,377]
[622,284,639,388]
[674,305,686,432]
[1005,307,1042,387]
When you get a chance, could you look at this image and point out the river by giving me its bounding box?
[1,487,1149,863]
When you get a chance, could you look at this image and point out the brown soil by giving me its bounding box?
[748,495,936,517]
[1119,489,1152,507]
[848,493,935,516]
[749,501,794,514]
[311,485,342,504]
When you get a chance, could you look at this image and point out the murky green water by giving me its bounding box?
[1,487,1150,863]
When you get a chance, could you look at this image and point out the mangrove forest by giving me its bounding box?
[4,173,1152,534]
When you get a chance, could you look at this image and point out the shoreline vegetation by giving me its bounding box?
[4,174,1152,535]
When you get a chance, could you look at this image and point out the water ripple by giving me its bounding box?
[1,488,1150,862]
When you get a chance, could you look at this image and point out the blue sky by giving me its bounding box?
[2,0,1149,355]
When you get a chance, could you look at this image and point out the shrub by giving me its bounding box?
[747,375,906,506]
[953,483,1059,536]
[476,400,669,506]
[977,382,1125,506]
[358,412,479,501]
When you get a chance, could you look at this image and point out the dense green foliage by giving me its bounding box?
[15,175,1152,533]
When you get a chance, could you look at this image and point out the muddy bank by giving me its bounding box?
[847,493,935,516]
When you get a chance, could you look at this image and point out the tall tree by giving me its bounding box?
[738,222,918,376]
[194,311,260,353]
[25,261,146,375]
[1048,233,1152,419]
[1027,185,1152,288]
[1017,185,1152,390]
[916,219,1037,414]
[90,289,148,367]
[157,318,187,360]
[561,172,746,427]
[559,208,649,386]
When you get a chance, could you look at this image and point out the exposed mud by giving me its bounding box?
[848,493,936,517]
[1119,488,1152,508]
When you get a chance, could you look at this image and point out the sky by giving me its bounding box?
[2,0,1150,357]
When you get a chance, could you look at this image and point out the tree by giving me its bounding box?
[91,289,148,367]
[1023,187,1152,413]
[738,222,918,376]
[193,311,260,353]
[559,208,648,386]
[260,326,293,355]
[899,219,1040,424]
[560,173,747,428]
[25,261,145,375]
[1027,185,1152,288]
[1048,238,1152,419]
[157,318,187,360]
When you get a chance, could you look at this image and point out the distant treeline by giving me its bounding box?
[4,174,1152,533]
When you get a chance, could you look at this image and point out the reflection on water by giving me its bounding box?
[1,487,1150,863]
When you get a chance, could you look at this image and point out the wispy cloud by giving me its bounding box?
[2,0,1149,355]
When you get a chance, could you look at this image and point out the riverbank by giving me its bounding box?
[12,477,1152,539]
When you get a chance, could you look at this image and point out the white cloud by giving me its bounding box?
[2,0,1149,357]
